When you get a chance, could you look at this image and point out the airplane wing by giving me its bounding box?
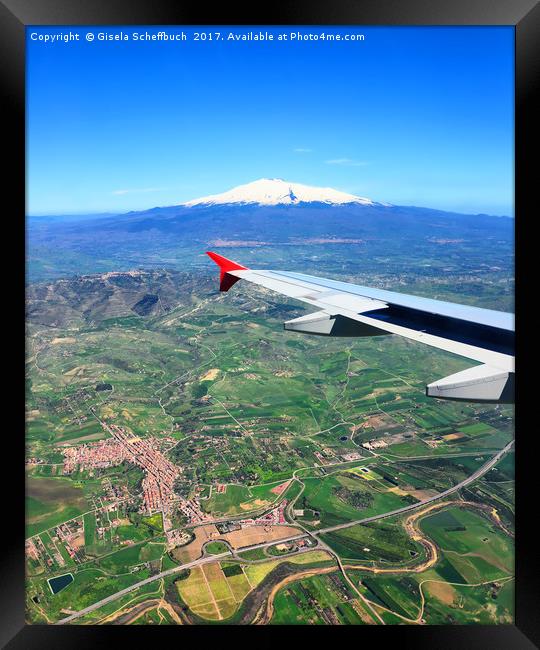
[206,251,514,403]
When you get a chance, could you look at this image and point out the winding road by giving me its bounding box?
[56,439,513,625]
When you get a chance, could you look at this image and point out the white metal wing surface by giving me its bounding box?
[207,252,514,403]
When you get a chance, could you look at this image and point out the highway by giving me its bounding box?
[316,439,514,535]
[56,439,513,625]
[55,534,309,625]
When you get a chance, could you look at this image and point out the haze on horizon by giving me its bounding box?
[27,26,513,217]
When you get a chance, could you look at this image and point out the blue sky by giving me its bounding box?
[27,26,514,215]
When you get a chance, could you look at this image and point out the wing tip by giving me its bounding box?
[206,251,247,292]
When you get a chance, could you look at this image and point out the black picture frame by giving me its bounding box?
[5,0,538,647]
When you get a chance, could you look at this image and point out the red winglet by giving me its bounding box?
[206,251,248,292]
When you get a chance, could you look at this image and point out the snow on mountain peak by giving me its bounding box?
[182,178,375,207]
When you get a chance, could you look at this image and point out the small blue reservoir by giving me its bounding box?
[48,573,74,595]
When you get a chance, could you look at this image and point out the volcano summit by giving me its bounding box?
[182,178,377,207]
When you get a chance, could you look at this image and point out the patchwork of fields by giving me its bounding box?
[25,271,514,625]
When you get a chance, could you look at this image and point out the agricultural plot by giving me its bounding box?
[129,606,175,625]
[26,266,514,625]
[201,480,289,517]
[298,471,415,529]
[421,578,514,624]
[202,485,257,516]
[342,504,515,624]
[175,563,243,621]
[243,551,333,585]
[26,476,89,538]
[97,540,158,573]
[420,506,514,582]
[175,551,335,622]
[322,518,423,564]
[270,572,367,625]
[235,547,268,562]
[26,566,153,623]
[71,575,169,624]
[360,575,421,620]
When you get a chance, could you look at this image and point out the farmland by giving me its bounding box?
[25,265,514,625]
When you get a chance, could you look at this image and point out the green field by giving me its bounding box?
[25,263,514,625]
[205,541,229,555]
[420,506,514,582]
[298,471,415,529]
[270,572,368,625]
[26,476,89,537]
[322,518,424,564]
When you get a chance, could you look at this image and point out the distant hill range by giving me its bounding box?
[26,269,206,328]
[27,179,512,283]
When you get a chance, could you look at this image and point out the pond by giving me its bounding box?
[48,573,74,595]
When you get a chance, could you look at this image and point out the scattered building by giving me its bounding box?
[165,528,191,549]
[341,451,362,461]
[362,439,388,450]
[236,500,288,528]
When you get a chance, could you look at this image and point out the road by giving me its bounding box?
[56,534,309,625]
[56,439,513,625]
[316,439,514,535]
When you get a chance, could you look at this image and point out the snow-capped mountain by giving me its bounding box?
[29,176,512,283]
[182,178,377,207]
